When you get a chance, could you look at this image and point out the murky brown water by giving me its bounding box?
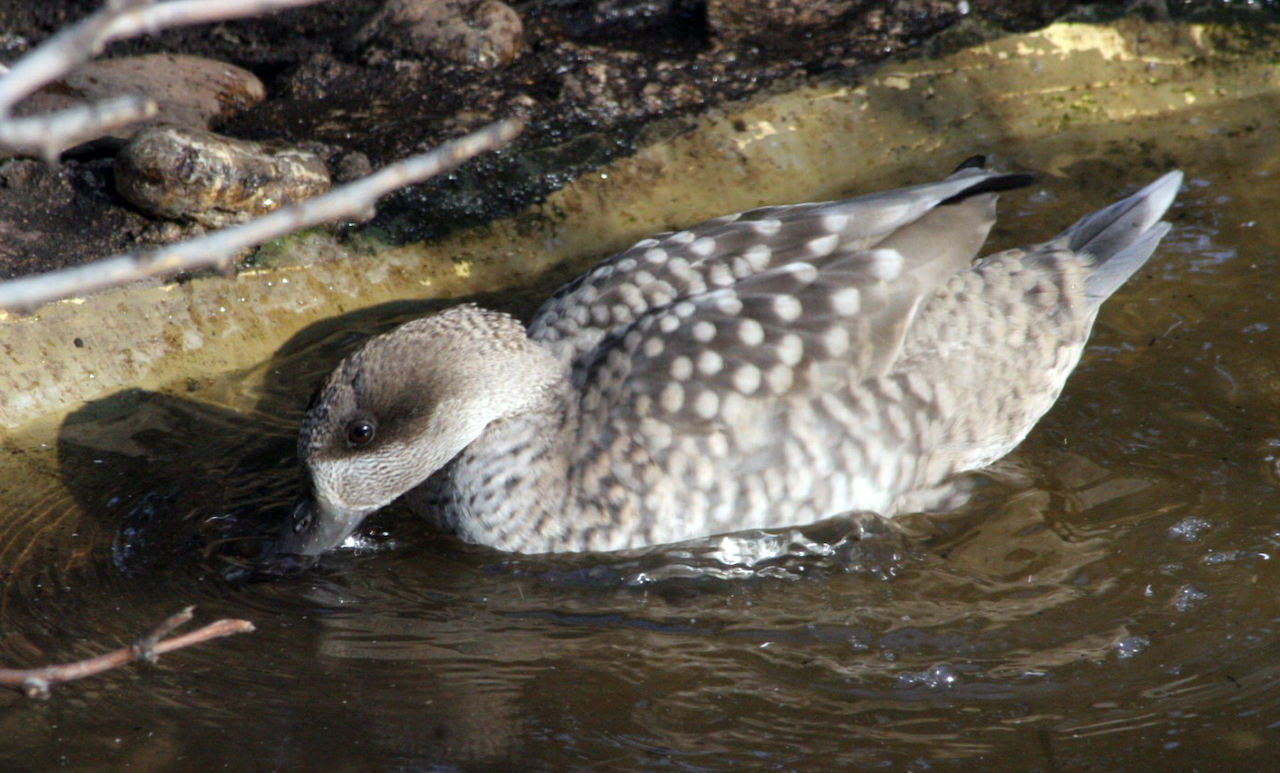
[4,100,1280,770]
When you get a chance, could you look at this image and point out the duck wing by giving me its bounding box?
[527,166,1034,382]
[537,166,1033,543]
[544,168,1032,423]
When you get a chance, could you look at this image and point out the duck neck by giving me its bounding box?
[415,346,581,552]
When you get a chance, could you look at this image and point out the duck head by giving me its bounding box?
[278,305,563,556]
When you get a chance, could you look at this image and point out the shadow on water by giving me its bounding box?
[55,305,408,580]
[50,275,575,581]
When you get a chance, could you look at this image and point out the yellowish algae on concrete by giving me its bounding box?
[0,20,1277,432]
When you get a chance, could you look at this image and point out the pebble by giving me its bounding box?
[114,126,331,227]
[356,0,523,68]
[330,150,374,184]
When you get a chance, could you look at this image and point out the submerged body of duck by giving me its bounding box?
[281,161,1182,556]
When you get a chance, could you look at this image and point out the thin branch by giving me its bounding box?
[102,0,330,46]
[0,0,151,117]
[0,117,523,312]
[131,604,197,663]
[0,0,328,116]
[0,0,331,157]
[0,607,254,699]
[0,94,158,162]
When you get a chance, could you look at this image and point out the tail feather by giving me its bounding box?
[1058,170,1183,305]
[1082,220,1171,305]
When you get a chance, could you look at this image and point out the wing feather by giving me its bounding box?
[527,169,1025,367]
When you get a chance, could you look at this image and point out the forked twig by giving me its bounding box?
[0,606,254,699]
[0,117,523,312]
[0,0,331,160]
[1,94,159,158]
[0,0,524,311]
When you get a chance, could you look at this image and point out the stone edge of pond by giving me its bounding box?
[0,19,1275,433]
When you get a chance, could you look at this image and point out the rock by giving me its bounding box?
[356,0,523,68]
[332,151,374,184]
[15,54,265,148]
[295,140,374,184]
[706,0,855,42]
[115,125,331,228]
[279,53,361,101]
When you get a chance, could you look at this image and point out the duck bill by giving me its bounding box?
[277,493,369,556]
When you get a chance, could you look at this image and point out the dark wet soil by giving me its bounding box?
[0,0,1270,279]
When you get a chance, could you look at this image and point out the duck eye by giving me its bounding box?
[346,419,375,447]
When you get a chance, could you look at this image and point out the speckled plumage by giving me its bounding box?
[281,164,1182,555]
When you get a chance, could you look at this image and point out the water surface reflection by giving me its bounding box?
[3,144,1280,771]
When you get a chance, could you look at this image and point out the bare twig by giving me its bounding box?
[0,607,254,699]
[101,0,330,45]
[0,1,522,310]
[0,0,150,117]
[1,94,159,162]
[131,604,197,663]
[0,118,523,312]
[0,0,328,115]
[0,0,330,159]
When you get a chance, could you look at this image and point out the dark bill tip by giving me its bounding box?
[276,494,365,557]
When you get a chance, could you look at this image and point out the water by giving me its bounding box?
[3,127,1280,771]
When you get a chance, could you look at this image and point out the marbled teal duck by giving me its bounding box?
[281,161,1182,555]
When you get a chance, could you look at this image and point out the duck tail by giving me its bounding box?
[1059,170,1183,306]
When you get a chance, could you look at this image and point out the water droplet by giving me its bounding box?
[1168,516,1212,542]
[1115,636,1150,660]
[895,663,959,690]
[1173,585,1208,613]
